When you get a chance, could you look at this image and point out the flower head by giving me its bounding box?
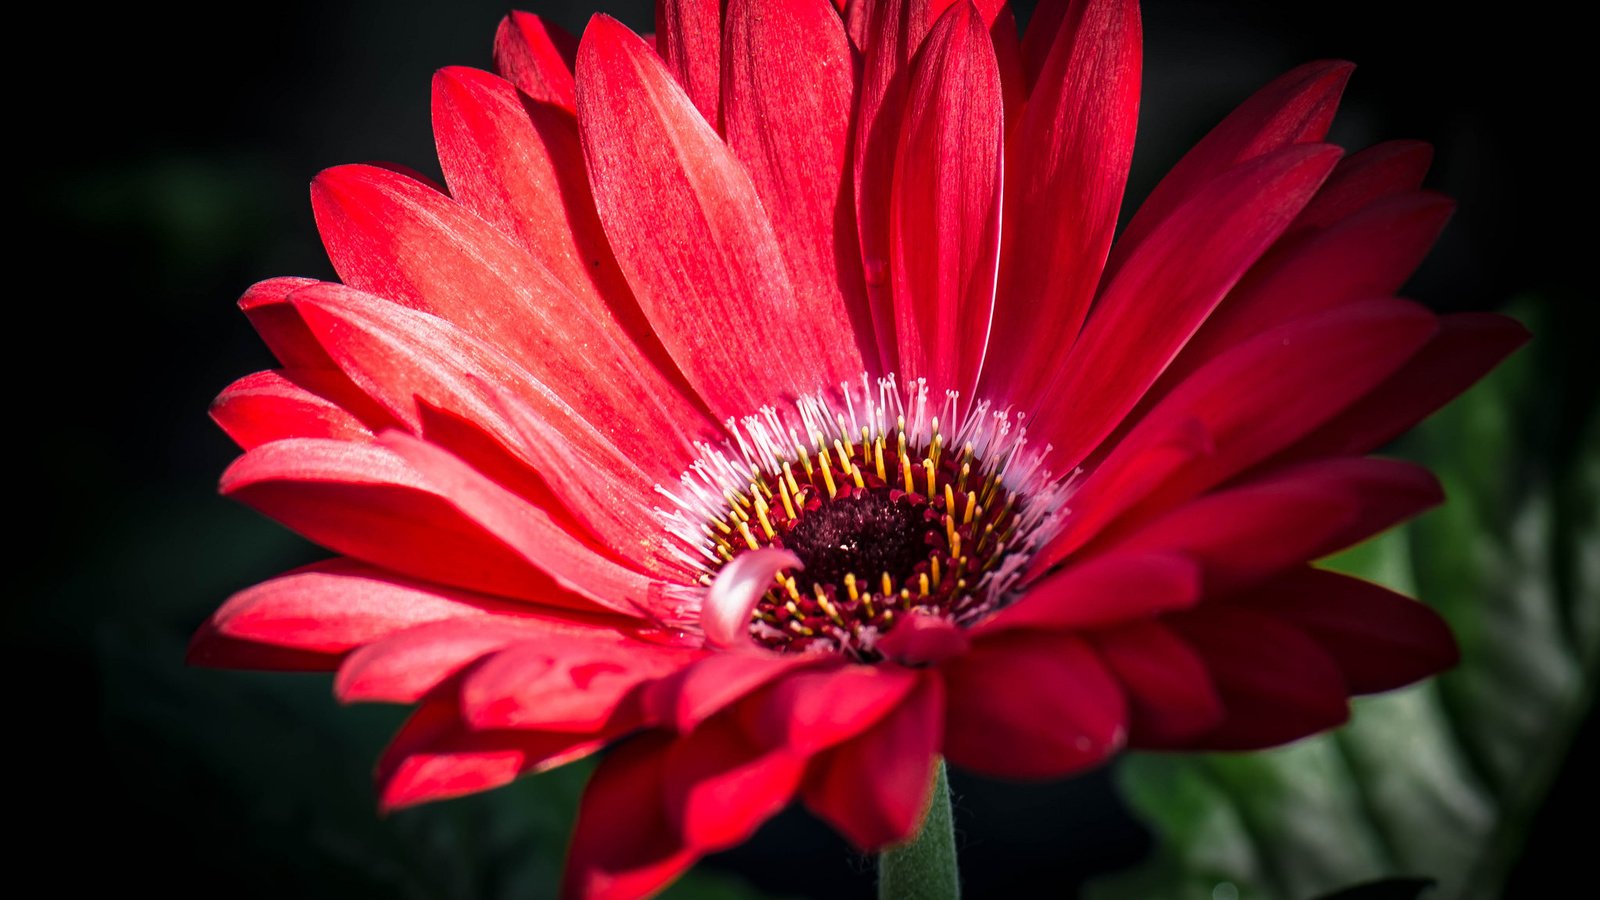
[194,0,1527,896]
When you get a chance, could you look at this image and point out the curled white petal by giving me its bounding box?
[702,548,802,649]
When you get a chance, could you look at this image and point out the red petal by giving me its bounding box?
[890,1,1004,399]
[563,733,699,900]
[745,660,920,754]
[941,632,1125,778]
[1092,620,1223,746]
[211,370,373,450]
[1231,567,1459,694]
[1292,139,1434,233]
[723,0,876,372]
[875,612,971,664]
[854,0,922,370]
[1280,311,1531,460]
[845,0,870,49]
[378,696,602,811]
[236,278,403,434]
[376,431,666,614]
[1169,605,1350,750]
[803,673,943,849]
[987,3,1026,127]
[655,0,722,128]
[646,650,829,733]
[1036,144,1341,468]
[222,438,599,606]
[185,625,341,671]
[1161,191,1455,389]
[1019,0,1069,85]
[1042,298,1439,562]
[238,276,328,369]
[200,558,556,655]
[460,636,697,731]
[310,163,707,458]
[492,11,578,110]
[662,714,805,850]
[430,66,695,408]
[1084,457,1442,596]
[286,282,672,563]
[985,0,1141,409]
[337,617,629,704]
[1105,60,1353,280]
[576,17,864,418]
[984,552,1200,633]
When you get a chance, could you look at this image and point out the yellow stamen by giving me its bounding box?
[923,458,936,497]
[845,572,860,604]
[931,556,942,588]
[738,520,760,551]
[819,449,838,498]
[963,492,977,525]
[777,476,797,520]
[882,572,894,596]
[918,572,930,597]
[755,500,775,539]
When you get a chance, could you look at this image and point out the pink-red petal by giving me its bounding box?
[985,0,1141,409]
[941,632,1125,778]
[987,551,1200,632]
[1042,298,1440,563]
[646,649,831,733]
[744,660,920,754]
[211,369,373,450]
[310,163,706,459]
[1231,567,1459,694]
[379,696,603,811]
[576,17,864,418]
[1169,605,1350,750]
[199,558,555,655]
[655,0,723,128]
[222,438,594,606]
[1035,143,1341,469]
[662,714,806,850]
[492,11,579,110]
[430,66,694,407]
[1280,311,1531,461]
[802,672,944,849]
[722,0,876,372]
[1105,60,1352,279]
[563,733,699,900]
[459,636,698,731]
[1092,620,1224,746]
[336,617,627,705]
[376,431,667,614]
[890,1,1004,399]
[1081,457,1442,596]
[1292,139,1434,233]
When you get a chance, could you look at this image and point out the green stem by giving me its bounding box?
[878,758,960,899]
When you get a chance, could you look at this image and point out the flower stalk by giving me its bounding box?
[879,758,960,900]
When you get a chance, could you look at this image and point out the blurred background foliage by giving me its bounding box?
[14,1,1592,897]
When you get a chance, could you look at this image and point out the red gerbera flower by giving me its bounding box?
[193,0,1528,896]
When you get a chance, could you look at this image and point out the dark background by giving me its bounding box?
[14,1,1592,897]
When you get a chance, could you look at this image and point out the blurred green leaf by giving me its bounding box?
[1089,298,1598,900]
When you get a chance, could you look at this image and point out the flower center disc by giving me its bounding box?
[704,427,1022,659]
